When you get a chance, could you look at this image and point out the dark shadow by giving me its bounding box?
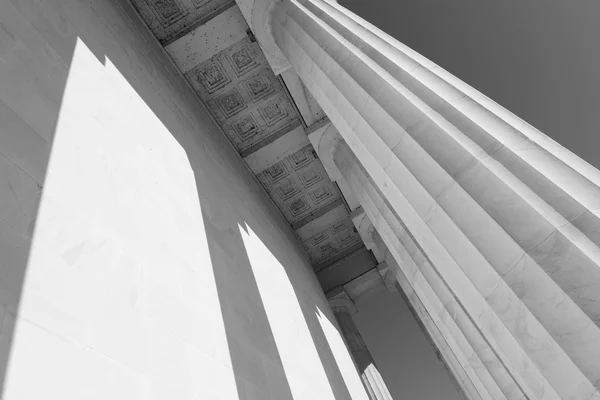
[0,0,81,394]
[200,206,294,399]
[218,217,359,400]
[0,0,359,397]
[394,281,468,399]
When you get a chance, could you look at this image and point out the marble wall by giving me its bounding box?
[0,0,365,398]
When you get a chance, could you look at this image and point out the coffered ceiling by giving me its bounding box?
[130,0,374,279]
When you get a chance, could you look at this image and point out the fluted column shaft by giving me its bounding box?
[353,212,500,400]
[328,290,393,400]
[270,0,600,398]
[350,175,521,400]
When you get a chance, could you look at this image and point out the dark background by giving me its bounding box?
[340,0,600,169]
[355,287,464,400]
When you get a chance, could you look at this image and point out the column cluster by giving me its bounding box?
[264,0,600,398]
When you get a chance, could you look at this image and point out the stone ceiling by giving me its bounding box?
[130,0,373,278]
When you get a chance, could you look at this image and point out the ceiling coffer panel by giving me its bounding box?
[130,0,236,44]
[257,145,342,227]
[129,0,367,272]
[186,38,301,155]
[303,217,363,270]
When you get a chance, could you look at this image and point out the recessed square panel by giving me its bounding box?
[299,167,323,188]
[191,0,211,7]
[301,218,363,267]
[256,145,341,225]
[184,37,300,154]
[310,231,329,246]
[194,60,231,94]
[231,114,260,142]
[131,0,235,44]
[262,161,290,185]
[319,243,336,258]
[288,197,310,218]
[259,99,289,126]
[338,229,358,248]
[148,0,188,26]
[330,221,347,235]
[215,89,246,118]
[226,44,260,77]
[275,179,302,202]
[289,148,312,171]
[242,73,276,102]
[310,186,334,205]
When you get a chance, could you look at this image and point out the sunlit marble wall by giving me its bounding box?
[0,0,367,399]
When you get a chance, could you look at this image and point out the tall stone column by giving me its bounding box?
[259,0,600,398]
[353,212,485,400]
[332,124,599,400]
[327,288,393,400]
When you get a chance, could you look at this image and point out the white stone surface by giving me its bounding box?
[309,120,361,211]
[308,121,343,182]
[364,156,534,399]
[336,178,361,211]
[266,0,600,397]
[0,0,367,398]
[356,210,512,400]
[281,68,325,125]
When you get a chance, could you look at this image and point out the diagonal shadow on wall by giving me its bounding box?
[0,0,82,393]
[0,0,364,398]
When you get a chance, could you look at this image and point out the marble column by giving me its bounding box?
[353,210,502,400]
[328,288,394,400]
[262,0,600,398]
